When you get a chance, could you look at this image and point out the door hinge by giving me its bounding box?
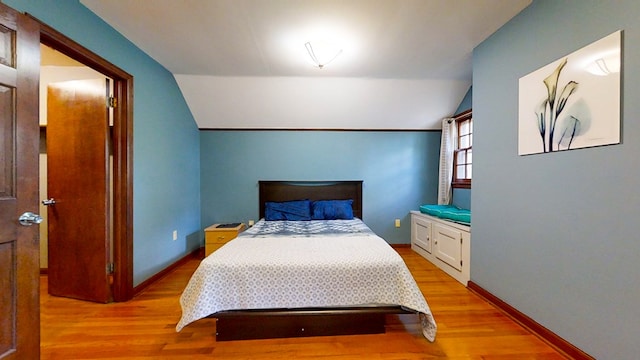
[108,96,117,108]
[107,263,115,274]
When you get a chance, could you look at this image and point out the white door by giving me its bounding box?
[412,217,432,253]
[434,223,462,271]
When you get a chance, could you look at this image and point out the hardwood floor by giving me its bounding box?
[40,248,569,359]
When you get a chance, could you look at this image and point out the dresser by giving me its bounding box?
[204,223,245,256]
[410,211,470,286]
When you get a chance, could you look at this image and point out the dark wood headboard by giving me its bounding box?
[258,181,363,220]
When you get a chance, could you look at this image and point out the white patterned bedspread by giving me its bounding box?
[242,218,376,237]
[176,219,437,341]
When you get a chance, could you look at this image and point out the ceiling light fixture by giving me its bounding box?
[595,58,611,75]
[584,53,620,76]
[305,41,342,69]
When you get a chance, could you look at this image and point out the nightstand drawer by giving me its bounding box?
[205,230,237,244]
[204,223,245,256]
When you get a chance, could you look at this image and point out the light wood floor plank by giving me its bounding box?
[40,248,569,359]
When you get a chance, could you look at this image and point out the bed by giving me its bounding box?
[176,180,437,341]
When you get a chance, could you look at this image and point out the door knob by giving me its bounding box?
[42,198,56,206]
[19,212,43,226]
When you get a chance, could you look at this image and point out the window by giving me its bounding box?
[452,110,472,189]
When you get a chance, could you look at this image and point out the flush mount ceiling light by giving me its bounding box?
[589,56,620,76]
[584,51,620,76]
[305,41,343,69]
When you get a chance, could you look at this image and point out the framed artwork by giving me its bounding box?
[518,30,621,155]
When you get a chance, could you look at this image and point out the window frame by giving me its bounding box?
[452,109,472,189]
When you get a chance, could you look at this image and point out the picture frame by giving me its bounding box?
[518,31,621,155]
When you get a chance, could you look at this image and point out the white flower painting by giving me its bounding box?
[518,31,621,155]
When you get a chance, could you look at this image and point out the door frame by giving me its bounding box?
[33,17,134,301]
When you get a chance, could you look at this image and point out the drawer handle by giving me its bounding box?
[217,236,226,240]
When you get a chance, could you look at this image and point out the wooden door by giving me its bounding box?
[46,78,111,303]
[0,3,41,359]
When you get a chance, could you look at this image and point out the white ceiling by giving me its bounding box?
[80,0,531,129]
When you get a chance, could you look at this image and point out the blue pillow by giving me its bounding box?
[265,200,311,221]
[311,200,354,220]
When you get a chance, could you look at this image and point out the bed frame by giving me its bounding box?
[212,180,414,341]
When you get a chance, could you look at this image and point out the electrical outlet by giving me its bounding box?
[172,230,178,241]
[248,219,255,227]
[395,219,401,228]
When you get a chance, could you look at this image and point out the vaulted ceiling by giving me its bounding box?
[80,0,531,129]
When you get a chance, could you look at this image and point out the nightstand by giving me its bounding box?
[204,223,245,256]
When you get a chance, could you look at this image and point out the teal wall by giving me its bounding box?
[7,0,202,286]
[455,87,472,114]
[200,130,441,244]
[473,1,639,358]
[451,188,470,210]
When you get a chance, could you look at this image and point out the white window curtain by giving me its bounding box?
[437,118,457,205]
